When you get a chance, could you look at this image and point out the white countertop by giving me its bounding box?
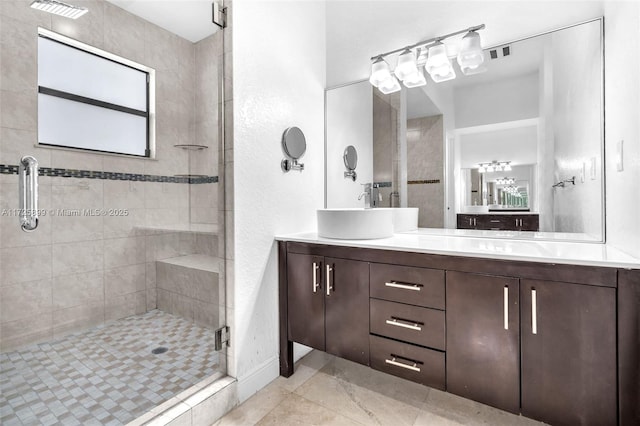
[276,228,640,269]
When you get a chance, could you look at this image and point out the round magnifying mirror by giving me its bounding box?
[282,127,307,160]
[343,145,358,171]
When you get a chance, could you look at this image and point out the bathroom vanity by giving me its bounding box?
[276,234,640,426]
[456,213,539,231]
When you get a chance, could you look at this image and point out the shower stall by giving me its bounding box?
[0,0,229,424]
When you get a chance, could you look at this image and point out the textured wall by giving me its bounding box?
[604,1,640,257]
[0,0,222,351]
[232,0,326,401]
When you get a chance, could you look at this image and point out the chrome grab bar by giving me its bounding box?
[19,155,39,232]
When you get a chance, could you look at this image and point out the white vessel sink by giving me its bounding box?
[317,208,393,239]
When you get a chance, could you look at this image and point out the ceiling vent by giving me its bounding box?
[489,45,512,60]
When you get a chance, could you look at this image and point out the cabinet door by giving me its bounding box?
[446,271,520,414]
[457,214,476,229]
[325,257,369,365]
[519,215,539,231]
[521,280,616,426]
[287,253,325,351]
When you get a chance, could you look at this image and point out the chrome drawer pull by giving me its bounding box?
[326,264,333,296]
[384,281,422,291]
[385,356,421,372]
[386,317,422,331]
[490,220,501,223]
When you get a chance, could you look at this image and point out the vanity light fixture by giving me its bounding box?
[425,41,456,82]
[369,24,486,91]
[496,177,516,185]
[30,0,88,19]
[478,160,511,173]
[457,30,486,75]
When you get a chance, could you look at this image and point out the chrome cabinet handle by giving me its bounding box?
[386,317,422,331]
[469,218,473,226]
[490,220,501,223]
[385,356,421,372]
[473,218,477,226]
[312,262,320,293]
[385,281,422,291]
[326,264,333,296]
[19,156,39,232]
[532,288,537,334]
[503,286,509,330]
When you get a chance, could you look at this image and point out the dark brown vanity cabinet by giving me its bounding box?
[446,271,521,414]
[457,213,539,231]
[279,241,637,426]
[520,279,617,426]
[286,252,370,366]
[447,271,617,426]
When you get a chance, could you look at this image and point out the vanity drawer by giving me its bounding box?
[370,298,445,350]
[370,263,445,309]
[370,334,445,390]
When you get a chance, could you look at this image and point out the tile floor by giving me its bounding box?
[215,350,546,426]
[0,310,221,426]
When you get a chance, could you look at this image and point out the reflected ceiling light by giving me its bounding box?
[425,41,456,82]
[30,0,88,19]
[378,75,402,94]
[368,23,485,90]
[479,160,510,173]
[369,57,392,87]
[395,49,419,81]
[457,30,486,75]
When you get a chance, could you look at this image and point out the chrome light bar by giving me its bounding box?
[30,0,88,19]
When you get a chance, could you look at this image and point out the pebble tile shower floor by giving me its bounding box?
[0,310,220,425]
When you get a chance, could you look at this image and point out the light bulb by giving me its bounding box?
[395,49,418,81]
[378,75,401,94]
[457,31,484,68]
[503,163,512,171]
[369,57,391,87]
[425,42,456,83]
[486,164,495,172]
[403,69,427,88]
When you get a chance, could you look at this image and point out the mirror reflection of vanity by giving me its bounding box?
[325,18,604,242]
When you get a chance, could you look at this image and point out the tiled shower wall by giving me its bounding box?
[0,0,222,351]
[407,115,445,228]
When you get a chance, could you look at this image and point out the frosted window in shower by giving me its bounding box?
[37,28,155,157]
[38,94,147,156]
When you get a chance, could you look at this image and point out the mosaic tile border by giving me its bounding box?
[373,180,441,187]
[0,164,218,184]
[408,179,441,185]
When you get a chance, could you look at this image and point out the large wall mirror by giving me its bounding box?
[325,18,604,242]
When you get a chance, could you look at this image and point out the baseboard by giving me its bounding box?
[236,355,280,403]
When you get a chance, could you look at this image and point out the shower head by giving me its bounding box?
[30,0,88,19]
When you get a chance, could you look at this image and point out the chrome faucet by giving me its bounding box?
[358,183,383,208]
[358,183,372,208]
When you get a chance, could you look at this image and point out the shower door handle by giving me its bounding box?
[19,155,39,232]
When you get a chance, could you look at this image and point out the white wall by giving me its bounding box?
[604,1,640,257]
[453,73,539,128]
[326,81,373,208]
[232,0,326,401]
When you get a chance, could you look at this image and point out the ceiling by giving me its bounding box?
[105,0,219,43]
